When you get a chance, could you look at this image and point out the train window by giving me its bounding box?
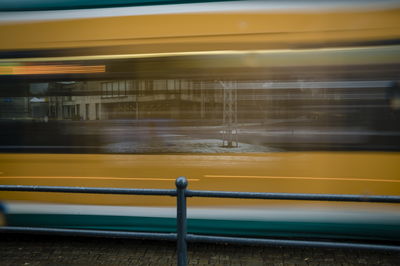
[0,57,400,154]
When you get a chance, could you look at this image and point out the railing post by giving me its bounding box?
[176,177,188,266]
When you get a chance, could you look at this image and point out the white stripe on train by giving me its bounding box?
[3,201,400,223]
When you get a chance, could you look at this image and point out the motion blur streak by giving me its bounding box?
[204,175,400,183]
[0,176,199,181]
[0,64,105,75]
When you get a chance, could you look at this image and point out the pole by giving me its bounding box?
[176,177,188,266]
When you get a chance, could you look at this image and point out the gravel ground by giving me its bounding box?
[0,234,399,266]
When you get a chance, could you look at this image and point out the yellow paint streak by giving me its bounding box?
[0,176,199,181]
[204,175,400,183]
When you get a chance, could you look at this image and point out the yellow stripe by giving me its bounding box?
[0,176,199,182]
[204,175,400,183]
[0,45,398,63]
[0,49,285,63]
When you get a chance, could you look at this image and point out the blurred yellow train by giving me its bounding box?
[0,0,400,241]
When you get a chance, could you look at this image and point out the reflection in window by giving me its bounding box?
[0,79,399,153]
[102,81,129,98]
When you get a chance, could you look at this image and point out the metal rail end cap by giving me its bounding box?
[176,177,188,189]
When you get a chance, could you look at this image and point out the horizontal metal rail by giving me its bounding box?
[186,190,400,203]
[186,234,400,252]
[0,185,176,196]
[0,226,177,241]
[1,177,400,266]
[2,226,400,253]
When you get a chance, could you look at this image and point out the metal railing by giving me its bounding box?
[1,177,400,266]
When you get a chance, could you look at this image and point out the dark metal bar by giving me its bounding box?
[176,177,188,266]
[0,226,177,241]
[186,190,400,203]
[186,234,400,252]
[0,185,176,196]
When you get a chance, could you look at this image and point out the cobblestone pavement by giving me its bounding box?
[0,234,399,266]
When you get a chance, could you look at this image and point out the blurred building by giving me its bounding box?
[47,79,223,121]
